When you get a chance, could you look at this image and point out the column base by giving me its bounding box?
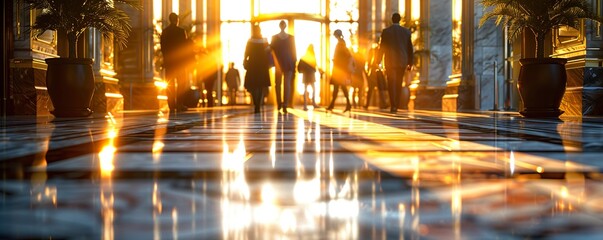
[442,74,461,112]
[120,82,166,110]
[560,67,603,116]
[9,59,52,116]
[91,77,124,114]
[415,86,445,110]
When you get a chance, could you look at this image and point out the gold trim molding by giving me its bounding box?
[10,58,48,70]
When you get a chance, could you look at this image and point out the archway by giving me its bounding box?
[254,14,328,106]
[219,0,360,106]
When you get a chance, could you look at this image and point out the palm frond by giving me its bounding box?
[26,0,140,56]
[480,0,601,58]
[481,0,601,33]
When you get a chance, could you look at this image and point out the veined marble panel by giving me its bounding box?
[428,0,452,86]
[10,67,38,115]
[584,67,603,87]
[36,88,52,115]
[561,88,583,116]
[474,4,501,48]
[583,87,603,115]
[428,45,453,86]
[566,68,584,88]
[480,74,493,108]
[561,67,603,116]
[429,0,452,46]
[91,82,106,113]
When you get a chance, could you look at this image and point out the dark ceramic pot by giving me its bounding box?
[518,58,567,118]
[45,58,95,117]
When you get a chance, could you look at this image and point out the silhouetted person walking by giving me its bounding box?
[365,44,389,109]
[199,48,219,107]
[244,24,271,114]
[297,44,320,110]
[225,62,241,105]
[161,13,189,112]
[351,50,367,108]
[376,13,414,114]
[271,20,297,114]
[326,29,352,113]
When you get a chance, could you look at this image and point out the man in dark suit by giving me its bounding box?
[271,20,297,113]
[160,13,189,112]
[376,13,414,114]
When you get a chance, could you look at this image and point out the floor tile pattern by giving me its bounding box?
[1,106,603,239]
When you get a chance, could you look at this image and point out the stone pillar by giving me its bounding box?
[456,0,476,110]
[418,0,430,85]
[407,0,431,111]
[9,0,58,115]
[118,0,161,110]
[358,0,371,54]
[553,2,603,116]
[415,0,451,110]
[442,0,504,111]
[1,0,13,116]
[209,0,222,106]
[85,29,124,114]
[442,0,464,111]
[163,0,173,20]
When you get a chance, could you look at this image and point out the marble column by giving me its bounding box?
[1,0,12,115]
[442,0,464,111]
[405,0,430,111]
[456,0,476,110]
[358,0,371,54]
[426,0,452,86]
[118,0,162,110]
[416,0,450,110]
[209,0,222,106]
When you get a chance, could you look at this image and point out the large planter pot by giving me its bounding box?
[45,58,95,117]
[518,58,567,118]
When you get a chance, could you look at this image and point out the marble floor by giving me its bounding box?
[1,106,603,239]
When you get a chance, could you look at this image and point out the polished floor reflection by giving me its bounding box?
[1,106,603,239]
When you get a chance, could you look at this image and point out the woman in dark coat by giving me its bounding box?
[326,29,352,113]
[244,24,272,113]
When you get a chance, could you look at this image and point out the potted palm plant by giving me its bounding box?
[26,0,138,117]
[480,0,601,117]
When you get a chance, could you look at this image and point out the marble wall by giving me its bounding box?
[428,0,453,87]
[474,3,505,110]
